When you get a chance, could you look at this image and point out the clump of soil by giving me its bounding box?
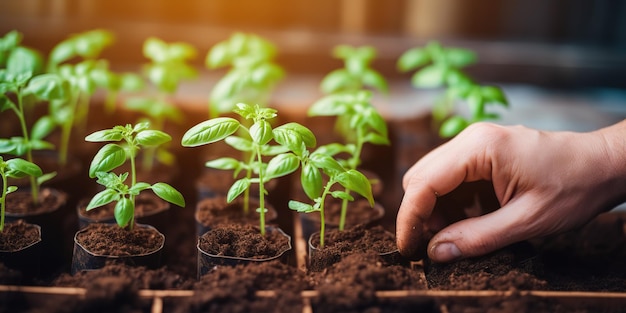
[311,251,431,313]
[198,223,289,259]
[309,224,399,271]
[0,220,40,251]
[75,223,164,256]
[171,261,309,313]
[425,242,547,291]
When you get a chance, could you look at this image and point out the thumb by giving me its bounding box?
[427,199,535,263]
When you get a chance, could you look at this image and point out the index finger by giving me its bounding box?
[396,124,495,259]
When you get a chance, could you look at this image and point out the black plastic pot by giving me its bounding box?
[6,188,68,275]
[0,221,42,280]
[71,223,165,274]
[307,228,402,272]
[196,226,292,278]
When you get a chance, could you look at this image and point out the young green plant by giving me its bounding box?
[0,30,70,203]
[125,37,197,172]
[0,156,42,231]
[47,29,143,165]
[85,122,185,230]
[397,41,508,137]
[181,103,314,236]
[206,33,284,117]
[308,45,390,230]
[288,146,374,247]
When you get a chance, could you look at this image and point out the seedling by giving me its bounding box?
[47,29,143,165]
[320,45,388,95]
[288,146,374,247]
[397,41,508,137]
[125,37,197,172]
[182,103,314,235]
[0,156,42,231]
[85,122,185,230]
[308,45,390,230]
[206,33,284,117]
[0,30,69,203]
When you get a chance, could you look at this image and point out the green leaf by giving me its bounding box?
[439,116,470,138]
[250,120,273,145]
[288,200,316,213]
[86,188,120,211]
[265,153,299,180]
[336,169,373,206]
[467,89,484,119]
[272,123,316,149]
[481,86,508,105]
[37,171,57,185]
[444,48,476,68]
[205,157,240,170]
[151,182,185,207]
[135,130,171,147]
[310,153,344,175]
[363,133,390,145]
[29,139,54,151]
[309,95,346,118]
[31,116,57,140]
[361,69,388,94]
[7,46,43,76]
[181,117,240,147]
[227,178,250,203]
[330,190,354,201]
[6,186,18,194]
[445,69,473,87]
[301,163,322,200]
[24,74,70,101]
[114,197,134,228]
[206,41,231,68]
[5,158,42,178]
[411,65,446,88]
[85,129,123,142]
[224,136,253,152]
[128,182,151,195]
[397,47,430,72]
[89,143,127,178]
[320,69,358,94]
[48,40,76,67]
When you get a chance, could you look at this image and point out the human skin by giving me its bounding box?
[396,121,626,262]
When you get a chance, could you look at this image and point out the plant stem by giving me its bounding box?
[1,172,7,232]
[255,146,266,236]
[59,91,79,166]
[104,90,118,114]
[339,129,365,230]
[318,183,334,248]
[128,137,138,232]
[15,91,38,204]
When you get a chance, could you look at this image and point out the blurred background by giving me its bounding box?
[1,0,625,129]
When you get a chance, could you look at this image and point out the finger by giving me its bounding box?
[427,196,538,262]
[396,124,499,260]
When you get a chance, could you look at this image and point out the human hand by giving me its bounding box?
[396,122,626,262]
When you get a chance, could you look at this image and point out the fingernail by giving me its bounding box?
[431,242,462,262]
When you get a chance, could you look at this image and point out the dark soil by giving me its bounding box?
[170,261,309,313]
[195,196,277,230]
[309,224,400,271]
[75,223,164,256]
[198,223,289,259]
[311,251,430,313]
[0,220,40,251]
[5,188,67,216]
